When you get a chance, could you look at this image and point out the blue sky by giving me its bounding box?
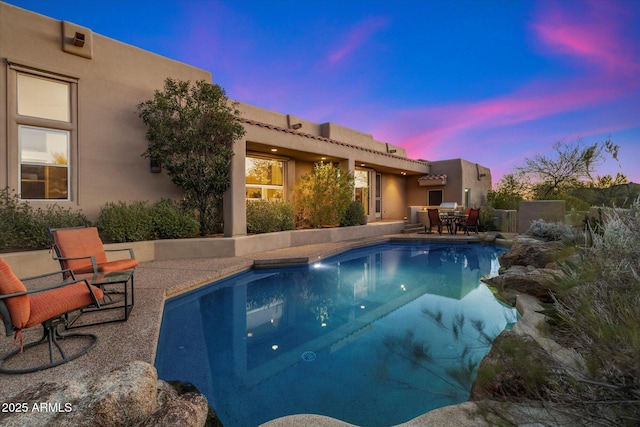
[7,0,640,183]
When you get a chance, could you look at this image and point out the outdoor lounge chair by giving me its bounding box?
[456,208,480,235]
[48,226,138,325]
[0,257,104,374]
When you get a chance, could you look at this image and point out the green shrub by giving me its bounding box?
[526,219,582,243]
[294,163,354,228]
[97,201,154,243]
[150,199,199,239]
[340,200,365,227]
[246,199,295,233]
[0,187,89,250]
[23,205,90,248]
[479,206,497,231]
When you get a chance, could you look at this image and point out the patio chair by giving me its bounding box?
[456,208,480,235]
[48,226,138,325]
[0,257,104,374]
[427,208,443,235]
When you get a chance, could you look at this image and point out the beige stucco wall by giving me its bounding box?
[430,159,492,207]
[0,2,212,219]
[517,200,566,234]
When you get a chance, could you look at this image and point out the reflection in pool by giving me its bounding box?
[155,242,517,427]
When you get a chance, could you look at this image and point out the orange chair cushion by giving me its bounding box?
[27,282,104,328]
[52,227,108,272]
[0,258,30,329]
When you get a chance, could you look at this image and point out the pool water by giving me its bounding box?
[155,242,517,427]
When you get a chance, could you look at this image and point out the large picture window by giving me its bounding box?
[19,126,69,200]
[245,157,284,199]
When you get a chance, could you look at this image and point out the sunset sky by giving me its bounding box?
[7,0,640,183]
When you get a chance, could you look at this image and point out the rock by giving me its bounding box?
[484,265,557,303]
[498,237,562,269]
[0,361,212,427]
[70,360,158,426]
[140,392,209,427]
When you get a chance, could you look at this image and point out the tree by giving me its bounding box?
[137,78,246,235]
[295,162,355,227]
[487,172,530,210]
[517,138,619,198]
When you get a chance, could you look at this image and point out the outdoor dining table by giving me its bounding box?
[440,212,468,234]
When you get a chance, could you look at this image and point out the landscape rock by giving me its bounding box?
[0,361,210,427]
[139,392,209,427]
[498,236,562,269]
[484,265,558,303]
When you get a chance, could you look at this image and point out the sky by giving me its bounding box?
[6,0,640,184]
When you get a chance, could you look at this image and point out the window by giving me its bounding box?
[428,190,443,206]
[355,169,370,215]
[18,74,70,122]
[15,70,73,200]
[19,126,69,200]
[245,157,284,199]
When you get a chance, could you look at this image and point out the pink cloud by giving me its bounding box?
[374,0,640,170]
[326,17,388,66]
[531,0,640,75]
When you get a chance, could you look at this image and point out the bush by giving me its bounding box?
[97,201,154,243]
[24,205,90,248]
[479,206,497,231]
[0,187,89,250]
[526,219,582,243]
[150,199,199,239]
[340,201,365,227]
[294,163,354,228]
[246,199,295,233]
[548,198,640,424]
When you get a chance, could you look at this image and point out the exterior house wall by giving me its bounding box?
[0,3,211,219]
[2,3,491,238]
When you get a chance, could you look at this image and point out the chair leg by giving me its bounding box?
[0,319,98,374]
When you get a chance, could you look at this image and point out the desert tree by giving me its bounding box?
[517,138,619,198]
[137,78,245,235]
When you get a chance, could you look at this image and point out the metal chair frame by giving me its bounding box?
[0,269,101,374]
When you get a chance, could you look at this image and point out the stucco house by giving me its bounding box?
[0,2,492,237]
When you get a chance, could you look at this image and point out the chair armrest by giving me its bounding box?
[52,254,99,273]
[104,248,136,259]
[0,277,102,309]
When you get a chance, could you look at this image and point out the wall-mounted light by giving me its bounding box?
[73,32,86,47]
[150,157,161,173]
[270,148,278,152]
[400,171,407,175]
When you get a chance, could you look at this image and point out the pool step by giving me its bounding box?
[402,222,424,234]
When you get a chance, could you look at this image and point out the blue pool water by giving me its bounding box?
[155,242,517,427]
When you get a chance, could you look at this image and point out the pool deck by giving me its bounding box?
[0,232,499,422]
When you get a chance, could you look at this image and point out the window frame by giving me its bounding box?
[8,63,78,202]
[245,155,286,200]
[18,125,70,201]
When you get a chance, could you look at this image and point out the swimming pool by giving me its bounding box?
[155,242,517,426]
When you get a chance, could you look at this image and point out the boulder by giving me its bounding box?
[0,361,211,427]
[498,236,562,269]
[140,392,209,427]
[484,265,557,303]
